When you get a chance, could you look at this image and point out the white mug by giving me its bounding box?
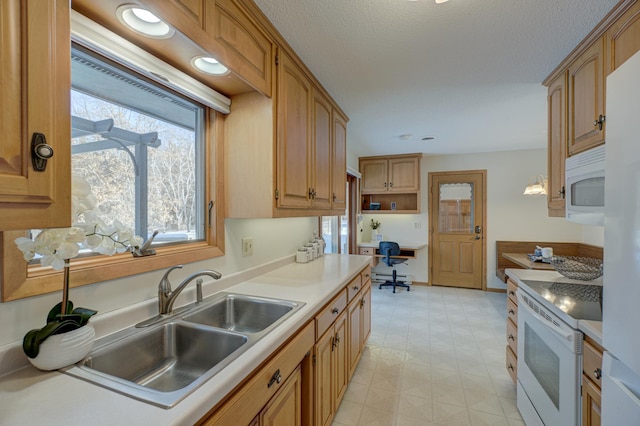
[541,247,553,258]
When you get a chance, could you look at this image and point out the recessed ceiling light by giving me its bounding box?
[191,56,230,76]
[116,5,174,39]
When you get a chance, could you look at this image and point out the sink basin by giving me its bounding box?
[65,322,247,407]
[63,293,304,408]
[183,294,299,333]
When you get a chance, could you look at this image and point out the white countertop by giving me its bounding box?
[358,241,427,249]
[0,254,371,426]
[505,268,603,346]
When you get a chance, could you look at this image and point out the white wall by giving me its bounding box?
[0,217,316,347]
[359,148,597,289]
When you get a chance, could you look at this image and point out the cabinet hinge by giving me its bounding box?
[275,54,279,66]
[275,189,279,200]
[312,354,316,365]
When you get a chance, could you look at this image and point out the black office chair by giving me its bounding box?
[378,241,410,293]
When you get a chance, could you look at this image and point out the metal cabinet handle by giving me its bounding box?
[360,298,366,308]
[559,186,565,199]
[331,307,339,315]
[353,286,359,291]
[508,334,515,341]
[594,368,602,380]
[267,369,282,388]
[508,290,516,296]
[389,182,393,187]
[594,114,606,130]
[508,309,515,315]
[507,363,515,371]
[31,133,54,172]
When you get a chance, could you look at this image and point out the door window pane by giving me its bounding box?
[438,183,474,233]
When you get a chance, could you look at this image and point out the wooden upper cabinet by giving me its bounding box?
[277,50,312,209]
[606,1,640,74]
[331,111,348,210]
[389,156,420,192]
[360,158,388,193]
[568,37,606,156]
[205,0,274,96]
[0,0,71,231]
[312,89,333,210]
[547,72,568,217]
[360,154,420,193]
[142,0,274,96]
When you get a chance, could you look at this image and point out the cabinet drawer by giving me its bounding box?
[361,266,371,284]
[583,339,603,389]
[315,289,347,339]
[347,275,363,303]
[359,247,374,255]
[201,321,314,425]
[506,346,517,384]
[507,298,518,325]
[507,279,518,305]
[506,318,518,356]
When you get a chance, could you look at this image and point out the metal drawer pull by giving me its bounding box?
[594,368,602,380]
[353,286,359,291]
[267,369,282,388]
[508,309,515,315]
[332,308,339,315]
[508,363,514,371]
[508,334,515,341]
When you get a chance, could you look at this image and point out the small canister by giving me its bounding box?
[311,241,320,258]
[296,248,309,263]
[304,243,316,260]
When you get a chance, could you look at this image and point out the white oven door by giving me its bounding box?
[517,291,583,426]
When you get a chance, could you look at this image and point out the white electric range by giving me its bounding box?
[506,269,603,426]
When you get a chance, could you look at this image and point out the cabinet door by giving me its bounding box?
[206,0,274,96]
[568,37,605,156]
[334,311,348,407]
[388,156,419,192]
[331,111,347,210]
[0,0,71,230]
[547,72,568,217]
[361,284,372,346]
[314,328,334,426]
[348,299,361,378]
[277,51,312,209]
[582,375,601,426]
[260,366,302,426]
[311,89,332,210]
[606,1,640,74]
[360,158,388,193]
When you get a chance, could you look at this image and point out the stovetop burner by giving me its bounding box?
[520,280,603,322]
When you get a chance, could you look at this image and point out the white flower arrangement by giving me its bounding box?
[15,176,144,361]
[15,176,143,270]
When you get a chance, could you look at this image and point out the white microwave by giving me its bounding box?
[565,145,605,225]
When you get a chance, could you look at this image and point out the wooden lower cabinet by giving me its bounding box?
[260,366,303,426]
[348,280,372,378]
[198,265,372,426]
[505,278,518,384]
[314,311,348,426]
[198,321,314,425]
[582,338,603,426]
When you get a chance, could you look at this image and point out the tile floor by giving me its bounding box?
[332,284,525,426]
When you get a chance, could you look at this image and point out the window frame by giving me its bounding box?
[1,108,225,302]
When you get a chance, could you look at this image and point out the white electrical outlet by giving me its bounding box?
[414,221,422,229]
[242,237,253,256]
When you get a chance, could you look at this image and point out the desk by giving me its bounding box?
[357,242,427,267]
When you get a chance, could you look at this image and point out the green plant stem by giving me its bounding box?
[61,263,70,315]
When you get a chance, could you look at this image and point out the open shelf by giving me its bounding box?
[361,193,419,214]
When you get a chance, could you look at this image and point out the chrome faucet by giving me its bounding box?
[157,265,222,315]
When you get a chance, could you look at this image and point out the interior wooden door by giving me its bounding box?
[429,170,486,289]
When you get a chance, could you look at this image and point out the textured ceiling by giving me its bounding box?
[252,0,619,157]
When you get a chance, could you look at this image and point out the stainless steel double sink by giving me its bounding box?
[63,293,305,408]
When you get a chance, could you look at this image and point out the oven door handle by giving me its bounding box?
[517,292,573,341]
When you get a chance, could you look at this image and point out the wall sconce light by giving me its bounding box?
[523,175,547,195]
